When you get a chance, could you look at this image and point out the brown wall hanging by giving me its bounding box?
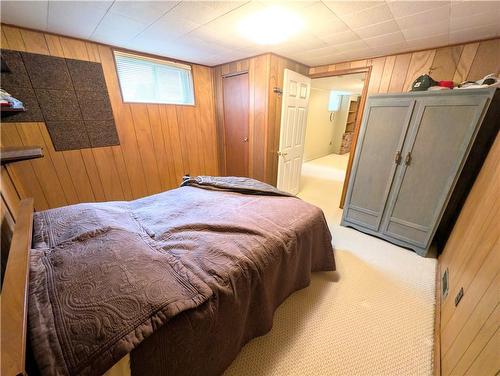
[1,49,119,151]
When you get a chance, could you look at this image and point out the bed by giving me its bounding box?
[2,177,335,376]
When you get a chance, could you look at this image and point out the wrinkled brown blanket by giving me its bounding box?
[181,175,295,197]
[29,177,335,375]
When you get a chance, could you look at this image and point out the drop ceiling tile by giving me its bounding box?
[203,1,264,31]
[343,50,377,61]
[450,11,500,32]
[278,35,328,53]
[450,1,500,18]
[402,22,449,41]
[339,3,395,30]
[364,31,406,48]
[395,5,451,30]
[303,45,343,59]
[318,30,360,45]
[302,2,349,34]
[406,33,450,50]
[370,42,410,57]
[47,1,112,39]
[322,1,384,17]
[387,1,450,19]
[334,39,370,54]
[167,1,245,25]
[92,12,149,44]
[109,1,178,25]
[449,23,500,44]
[0,1,48,30]
[354,19,400,38]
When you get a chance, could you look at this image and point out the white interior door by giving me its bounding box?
[277,69,311,194]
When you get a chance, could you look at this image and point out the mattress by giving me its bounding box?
[29,178,335,375]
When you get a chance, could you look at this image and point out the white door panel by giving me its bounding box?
[277,69,311,194]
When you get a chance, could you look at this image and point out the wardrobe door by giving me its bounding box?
[382,94,490,252]
[342,98,415,231]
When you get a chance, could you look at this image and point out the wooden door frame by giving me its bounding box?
[309,66,372,208]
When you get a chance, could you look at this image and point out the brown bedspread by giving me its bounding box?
[29,177,335,375]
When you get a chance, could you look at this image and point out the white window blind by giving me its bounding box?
[114,51,195,105]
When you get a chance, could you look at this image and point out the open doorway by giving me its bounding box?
[300,72,368,204]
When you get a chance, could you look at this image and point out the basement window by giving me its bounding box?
[114,51,195,105]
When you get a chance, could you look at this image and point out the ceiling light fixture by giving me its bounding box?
[237,6,303,45]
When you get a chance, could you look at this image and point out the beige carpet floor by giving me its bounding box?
[224,153,437,376]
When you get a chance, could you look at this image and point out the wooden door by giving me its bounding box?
[277,69,311,194]
[342,97,415,231]
[222,73,249,177]
[381,94,489,249]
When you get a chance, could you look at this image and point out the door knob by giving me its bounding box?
[277,151,288,156]
[243,137,248,142]
[404,152,412,166]
[394,150,402,164]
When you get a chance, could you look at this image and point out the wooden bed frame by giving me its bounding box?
[1,198,34,376]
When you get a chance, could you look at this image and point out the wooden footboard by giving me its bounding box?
[1,198,34,376]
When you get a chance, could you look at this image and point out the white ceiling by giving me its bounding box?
[1,1,499,67]
[312,72,366,94]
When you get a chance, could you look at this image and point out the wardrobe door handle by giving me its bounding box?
[394,150,402,165]
[404,152,412,166]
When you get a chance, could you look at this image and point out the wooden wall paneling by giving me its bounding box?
[350,59,367,69]
[463,330,499,376]
[442,275,499,375]
[15,122,67,208]
[453,43,479,83]
[250,54,270,182]
[193,65,219,176]
[176,106,202,177]
[366,57,386,94]
[1,194,15,275]
[2,25,25,51]
[441,245,498,354]
[58,36,108,202]
[0,167,20,220]
[430,45,464,81]
[110,146,134,200]
[146,104,174,190]
[192,72,210,176]
[37,123,79,204]
[129,104,163,195]
[247,58,256,179]
[97,44,149,199]
[91,147,126,201]
[0,124,48,210]
[437,135,500,376]
[159,106,186,184]
[1,28,10,48]
[267,55,281,185]
[335,62,351,70]
[387,53,412,92]
[402,50,437,91]
[378,55,395,93]
[213,65,227,175]
[466,39,500,81]
[44,33,65,57]
[18,28,48,54]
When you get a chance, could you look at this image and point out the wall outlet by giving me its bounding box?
[442,268,449,298]
[455,287,464,307]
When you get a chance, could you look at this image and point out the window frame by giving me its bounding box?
[112,49,196,106]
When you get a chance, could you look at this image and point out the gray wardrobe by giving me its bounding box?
[341,88,498,256]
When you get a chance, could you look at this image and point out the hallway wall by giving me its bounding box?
[304,88,336,161]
